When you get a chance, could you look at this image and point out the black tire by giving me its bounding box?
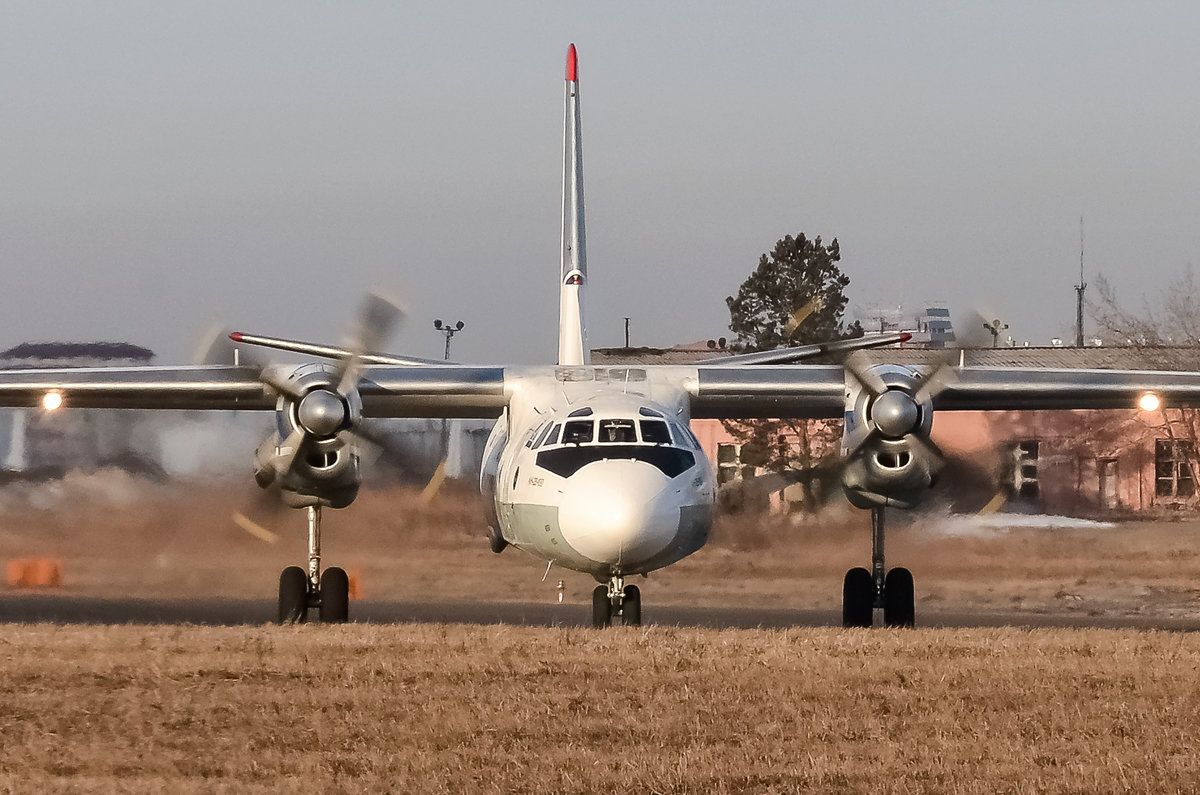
[621,585,642,627]
[592,585,612,628]
[278,566,309,625]
[842,567,874,628]
[488,525,508,554]
[883,567,915,628]
[319,566,350,624]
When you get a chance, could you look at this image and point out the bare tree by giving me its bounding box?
[1089,267,1200,509]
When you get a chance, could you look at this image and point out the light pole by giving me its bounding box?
[983,318,1008,349]
[432,319,465,483]
[433,319,465,361]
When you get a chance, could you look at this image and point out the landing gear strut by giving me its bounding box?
[277,505,350,624]
[842,507,914,628]
[591,575,641,628]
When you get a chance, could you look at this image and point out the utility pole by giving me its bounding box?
[623,317,630,348]
[1075,216,1087,348]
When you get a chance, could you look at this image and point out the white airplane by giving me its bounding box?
[2,44,1200,628]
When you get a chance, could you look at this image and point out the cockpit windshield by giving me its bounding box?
[640,419,671,444]
[556,416,683,447]
[597,418,636,443]
[562,420,594,445]
[534,412,695,478]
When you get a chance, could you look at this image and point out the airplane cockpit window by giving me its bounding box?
[543,423,562,447]
[638,407,664,418]
[568,407,593,417]
[598,418,637,443]
[531,422,554,448]
[562,420,594,445]
[671,422,700,450]
[639,419,672,445]
[537,415,695,477]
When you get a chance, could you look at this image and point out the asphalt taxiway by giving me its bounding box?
[2,594,1198,631]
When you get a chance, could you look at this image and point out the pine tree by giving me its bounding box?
[721,233,861,513]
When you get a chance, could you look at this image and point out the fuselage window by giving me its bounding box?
[562,420,594,445]
[598,418,637,443]
[640,419,672,445]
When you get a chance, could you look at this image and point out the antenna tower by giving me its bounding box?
[1074,216,1086,347]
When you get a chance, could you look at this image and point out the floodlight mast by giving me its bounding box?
[433,319,466,361]
[983,318,1009,348]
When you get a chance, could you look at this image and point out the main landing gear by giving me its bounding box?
[277,505,350,624]
[592,575,641,628]
[842,507,915,628]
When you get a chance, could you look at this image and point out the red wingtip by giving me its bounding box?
[229,332,243,342]
[899,332,912,343]
[566,43,577,82]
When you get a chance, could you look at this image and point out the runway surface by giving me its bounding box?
[2,594,1199,631]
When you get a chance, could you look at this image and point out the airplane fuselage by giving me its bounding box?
[481,372,715,580]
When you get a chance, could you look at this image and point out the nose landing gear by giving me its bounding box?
[592,575,641,628]
[276,505,350,624]
[843,507,915,628]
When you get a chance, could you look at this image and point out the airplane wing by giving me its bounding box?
[0,366,274,410]
[688,364,1200,419]
[2,360,1198,418]
[0,363,509,417]
[698,332,911,366]
[931,366,1200,410]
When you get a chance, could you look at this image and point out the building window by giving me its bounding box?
[1012,440,1040,499]
[716,443,756,485]
[1099,457,1119,510]
[1155,439,1196,498]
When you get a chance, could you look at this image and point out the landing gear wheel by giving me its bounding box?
[842,567,874,628]
[592,585,612,628]
[621,585,641,627]
[487,525,508,554]
[319,566,350,624]
[278,566,309,625]
[883,567,915,628]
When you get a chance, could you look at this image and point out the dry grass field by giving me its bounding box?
[1,623,1198,793]
[2,472,1200,622]
[4,474,1200,791]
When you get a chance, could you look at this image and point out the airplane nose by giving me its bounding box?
[558,460,678,566]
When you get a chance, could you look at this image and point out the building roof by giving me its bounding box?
[0,341,154,363]
[594,344,1200,371]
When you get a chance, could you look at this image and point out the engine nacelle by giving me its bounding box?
[840,437,939,509]
[253,363,363,509]
[840,362,941,510]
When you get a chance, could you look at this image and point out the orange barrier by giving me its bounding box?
[6,558,64,588]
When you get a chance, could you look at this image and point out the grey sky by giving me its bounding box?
[3,2,1199,364]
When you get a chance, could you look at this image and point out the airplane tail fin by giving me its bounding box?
[558,43,589,366]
